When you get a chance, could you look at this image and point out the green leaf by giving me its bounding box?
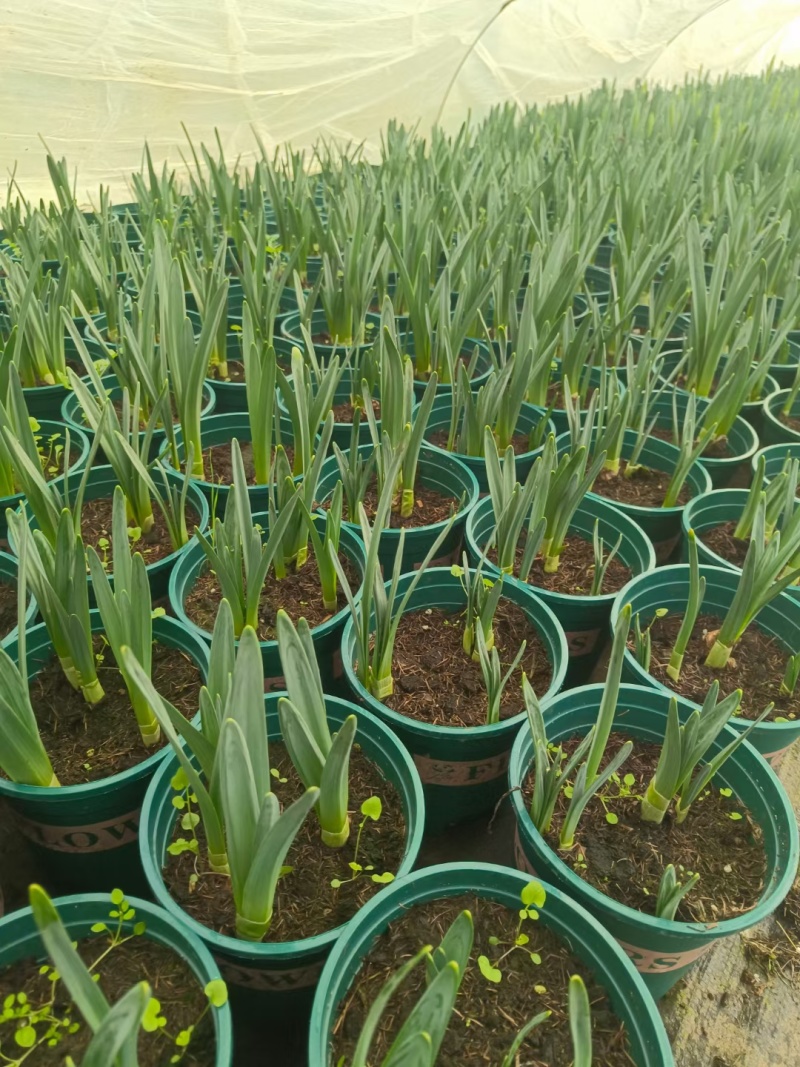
[14,1024,37,1048]
[361,795,382,821]
[520,880,546,909]
[141,997,166,1032]
[204,979,229,1008]
[110,889,124,906]
[478,955,502,984]
[605,812,619,825]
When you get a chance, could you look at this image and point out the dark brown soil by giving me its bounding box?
[533,736,766,924]
[382,601,552,727]
[182,552,360,640]
[80,497,201,566]
[427,428,534,457]
[545,381,598,410]
[330,893,634,1067]
[0,929,214,1066]
[199,440,293,485]
[699,520,750,567]
[649,425,733,459]
[358,480,459,530]
[0,579,19,640]
[30,639,203,784]
[643,611,800,722]
[331,397,380,424]
[207,359,245,383]
[490,533,632,596]
[778,411,800,435]
[164,744,406,942]
[592,460,692,508]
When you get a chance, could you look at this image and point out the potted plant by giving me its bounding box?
[466,430,656,682]
[309,862,675,1066]
[0,885,232,1064]
[337,470,567,830]
[0,499,210,891]
[613,525,800,764]
[169,438,364,688]
[131,602,424,1001]
[509,609,798,997]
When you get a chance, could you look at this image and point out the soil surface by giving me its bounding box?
[199,440,294,486]
[330,893,635,1067]
[164,744,406,942]
[778,411,800,436]
[490,533,632,596]
[642,611,800,722]
[699,520,751,568]
[649,425,733,459]
[357,480,459,529]
[331,397,380,424]
[29,639,203,784]
[183,552,360,640]
[427,427,535,457]
[382,601,553,726]
[0,579,19,640]
[80,497,201,567]
[0,927,214,1066]
[207,359,245,383]
[592,459,692,508]
[533,736,766,924]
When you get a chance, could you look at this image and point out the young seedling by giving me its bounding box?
[330,796,395,890]
[476,627,527,725]
[632,609,667,673]
[641,681,772,825]
[654,864,701,921]
[666,530,706,682]
[276,609,357,847]
[478,880,547,983]
[589,519,623,596]
[781,653,800,696]
[451,553,504,660]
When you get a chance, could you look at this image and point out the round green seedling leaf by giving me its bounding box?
[520,880,546,909]
[204,980,228,1008]
[361,796,382,821]
[478,955,502,983]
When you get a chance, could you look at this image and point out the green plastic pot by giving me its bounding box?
[422,395,553,494]
[341,566,567,832]
[0,612,209,893]
[0,420,91,542]
[509,683,798,997]
[280,309,379,361]
[0,892,233,1064]
[750,442,800,483]
[465,493,656,686]
[647,391,758,489]
[611,564,800,766]
[61,374,217,456]
[398,332,493,400]
[766,334,800,389]
[139,694,424,1003]
[0,549,37,650]
[762,388,800,446]
[316,443,479,573]
[556,429,712,564]
[681,488,749,565]
[169,511,365,688]
[308,862,674,1066]
[159,412,299,514]
[8,464,209,603]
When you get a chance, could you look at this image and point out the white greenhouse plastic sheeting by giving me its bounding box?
[2,0,800,203]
